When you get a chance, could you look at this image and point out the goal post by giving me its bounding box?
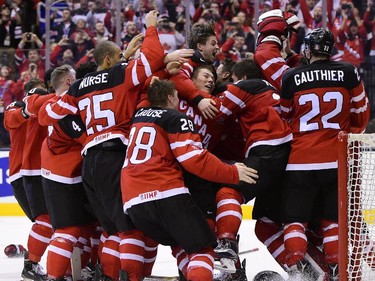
[338,132,375,281]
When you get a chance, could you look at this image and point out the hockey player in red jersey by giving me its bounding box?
[7,79,54,281]
[37,10,196,281]
[25,65,96,281]
[254,9,300,92]
[169,23,220,119]
[199,60,292,271]
[121,78,258,281]
[279,28,370,280]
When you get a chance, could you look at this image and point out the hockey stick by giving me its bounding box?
[71,246,82,281]
[239,247,259,255]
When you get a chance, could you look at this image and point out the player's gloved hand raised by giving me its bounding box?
[256,9,299,47]
[234,163,258,184]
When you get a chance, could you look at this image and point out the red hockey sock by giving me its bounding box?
[47,226,80,279]
[255,218,287,267]
[187,247,214,281]
[321,219,339,264]
[215,187,243,240]
[119,230,145,281]
[143,236,158,276]
[90,225,102,265]
[101,234,120,280]
[77,224,95,268]
[98,230,108,264]
[172,246,188,277]
[283,222,308,266]
[27,214,53,262]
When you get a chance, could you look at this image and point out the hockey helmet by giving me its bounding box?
[304,28,334,57]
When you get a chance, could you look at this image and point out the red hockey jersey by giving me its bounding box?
[169,53,213,104]
[254,41,300,92]
[280,60,370,170]
[4,105,28,182]
[38,26,166,154]
[214,80,292,157]
[121,107,239,212]
[40,96,87,184]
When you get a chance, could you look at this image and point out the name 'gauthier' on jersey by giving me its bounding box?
[294,69,344,86]
[79,73,109,89]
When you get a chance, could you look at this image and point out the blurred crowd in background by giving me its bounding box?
[0,0,374,148]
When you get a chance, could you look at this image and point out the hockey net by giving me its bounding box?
[338,132,375,281]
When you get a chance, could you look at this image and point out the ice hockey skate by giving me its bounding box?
[252,270,285,281]
[22,252,47,281]
[287,258,322,281]
[93,264,113,281]
[215,238,239,261]
[81,262,95,281]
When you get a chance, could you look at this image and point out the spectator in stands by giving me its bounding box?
[4,61,39,109]
[220,31,253,61]
[233,12,256,53]
[71,29,95,60]
[92,21,112,45]
[157,15,185,53]
[261,0,273,13]
[73,18,92,38]
[72,0,91,23]
[50,39,76,67]
[336,5,367,67]
[121,21,139,50]
[51,8,76,43]
[363,0,375,57]
[0,64,13,147]
[86,0,109,29]
[15,32,45,80]
[104,7,126,43]
[0,3,22,48]
[12,0,37,33]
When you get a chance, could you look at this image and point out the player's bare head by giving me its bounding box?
[24,78,46,93]
[94,41,122,67]
[188,23,216,49]
[76,61,98,79]
[192,65,215,93]
[188,23,218,63]
[217,58,236,84]
[232,59,261,82]
[51,64,76,91]
[147,78,177,108]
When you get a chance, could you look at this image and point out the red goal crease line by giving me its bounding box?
[0,203,255,219]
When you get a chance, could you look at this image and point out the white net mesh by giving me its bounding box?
[346,134,375,280]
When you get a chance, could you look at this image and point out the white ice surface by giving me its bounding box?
[0,217,288,280]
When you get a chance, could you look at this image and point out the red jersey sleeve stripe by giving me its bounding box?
[176,149,204,162]
[170,139,203,149]
[260,57,285,70]
[271,64,289,81]
[46,103,68,120]
[219,104,233,116]
[57,99,78,114]
[224,90,246,108]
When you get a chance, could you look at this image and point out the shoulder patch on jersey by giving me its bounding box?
[57,114,86,138]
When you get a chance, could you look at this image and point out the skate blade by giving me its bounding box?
[214,258,237,273]
[143,276,179,281]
